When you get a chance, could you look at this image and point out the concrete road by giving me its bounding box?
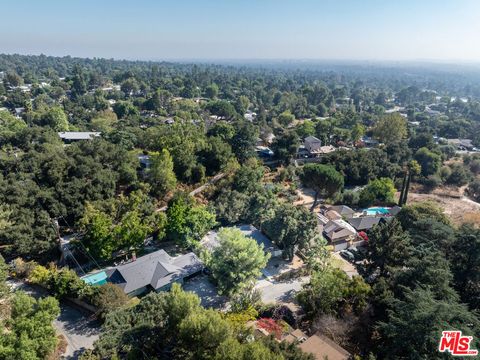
[8,280,100,359]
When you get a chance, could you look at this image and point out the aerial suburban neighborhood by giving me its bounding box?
[1,1,480,360]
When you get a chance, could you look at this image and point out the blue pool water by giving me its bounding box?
[82,271,108,286]
[363,207,390,216]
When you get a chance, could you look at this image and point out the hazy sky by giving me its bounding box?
[1,0,480,61]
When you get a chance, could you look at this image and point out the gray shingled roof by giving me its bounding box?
[305,135,321,142]
[347,216,382,231]
[106,249,203,294]
[329,205,355,217]
[389,206,402,216]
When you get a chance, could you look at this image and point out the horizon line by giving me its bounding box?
[2,52,480,67]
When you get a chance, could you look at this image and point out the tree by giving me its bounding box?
[112,101,139,118]
[214,189,250,226]
[0,254,9,299]
[0,110,27,144]
[350,123,365,143]
[373,113,407,144]
[445,163,471,186]
[0,291,60,360]
[277,110,295,127]
[295,120,316,138]
[271,131,300,165]
[42,106,69,131]
[4,71,23,87]
[467,179,480,202]
[148,149,177,198]
[298,267,370,318]
[450,225,480,310]
[235,95,250,115]
[365,219,412,278]
[92,283,130,319]
[205,83,219,99]
[79,203,115,260]
[206,100,237,120]
[79,190,160,261]
[414,147,441,177]
[177,309,233,359]
[83,283,304,359]
[398,160,421,206]
[396,201,450,230]
[299,164,344,210]
[71,66,87,98]
[200,136,234,175]
[209,228,270,295]
[376,286,479,359]
[230,121,258,163]
[207,122,235,141]
[166,193,216,248]
[263,203,318,260]
[358,177,396,208]
[120,78,139,95]
[408,132,435,151]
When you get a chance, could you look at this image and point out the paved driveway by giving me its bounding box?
[182,275,228,309]
[8,280,101,359]
[54,303,100,359]
[255,276,309,304]
[332,252,359,278]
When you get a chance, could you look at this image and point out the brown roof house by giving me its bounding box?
[299,334,351,360]
[328,205,355,218]
[323,219,357,251]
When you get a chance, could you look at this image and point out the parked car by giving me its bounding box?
[339,249,355,262]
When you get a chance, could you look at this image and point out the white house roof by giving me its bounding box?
[58,132,101,140]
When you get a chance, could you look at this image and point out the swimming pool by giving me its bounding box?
[363,207,390,216]
[81,271,108,286]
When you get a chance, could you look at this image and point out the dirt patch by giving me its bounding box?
[406,192,480,226]
[294,187,316,208]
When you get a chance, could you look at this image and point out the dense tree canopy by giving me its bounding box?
[208,227,270,295]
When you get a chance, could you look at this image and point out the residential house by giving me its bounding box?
[317,145,336,155]
[255,322,351,360]
[298,334,351,360]
[388,205,402,216]
[347,216,382,232]
[328,205,355,218]
[255,146,274,159]
[101,249,203,296]
[361,136,379,148]
[14,107,25,117]
[447,138,475,151]
[425,107,442,117]
[325,210,342,221]
[138,154,151,172]
[58,131,101,143]
[244,110,257,122]
[323,219,357,251]
[316,212,330,226]
[304,136,322,155]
